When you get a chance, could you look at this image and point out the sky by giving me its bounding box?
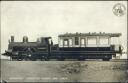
[1,1,127,58]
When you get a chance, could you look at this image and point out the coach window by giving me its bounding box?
[87,37,96,45]
[81,38,85,45]
[63,39,69,46]
[100,37,109,45]
[75,37,79,45]
[60,39,63,46]
[69,39,72,46]
[111,37,119,45]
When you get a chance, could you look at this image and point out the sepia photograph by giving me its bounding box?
[0,1,128,82]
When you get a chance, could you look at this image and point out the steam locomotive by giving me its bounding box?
[3,32,123,61]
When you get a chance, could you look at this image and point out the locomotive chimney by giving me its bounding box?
[23,36,28,43]
[11,36,14,42]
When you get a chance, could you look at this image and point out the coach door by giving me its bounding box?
[74,37,79,47]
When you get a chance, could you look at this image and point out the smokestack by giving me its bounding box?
[11,36,14,42]
[23,36,28,43]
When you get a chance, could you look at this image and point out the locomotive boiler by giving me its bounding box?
[3,32,123,61]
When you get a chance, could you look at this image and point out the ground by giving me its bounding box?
[0,59,128,82]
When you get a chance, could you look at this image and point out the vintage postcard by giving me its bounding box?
[0,1,127,82]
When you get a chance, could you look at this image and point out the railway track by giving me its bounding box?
[1,59,127,62]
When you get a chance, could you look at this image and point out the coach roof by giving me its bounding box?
[58,32,121,37]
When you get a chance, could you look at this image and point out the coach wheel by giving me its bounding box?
[31,56,36,61]
[102,58,110,61]
[59,58,65,61]
[41,56,45,61]
[30,57,35,61]
[40,57,43,61]
[78,58,85,61]
[44,57,49,61]
[24,57,28,61]
[31,58,36,61]
[44,59,49,61]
